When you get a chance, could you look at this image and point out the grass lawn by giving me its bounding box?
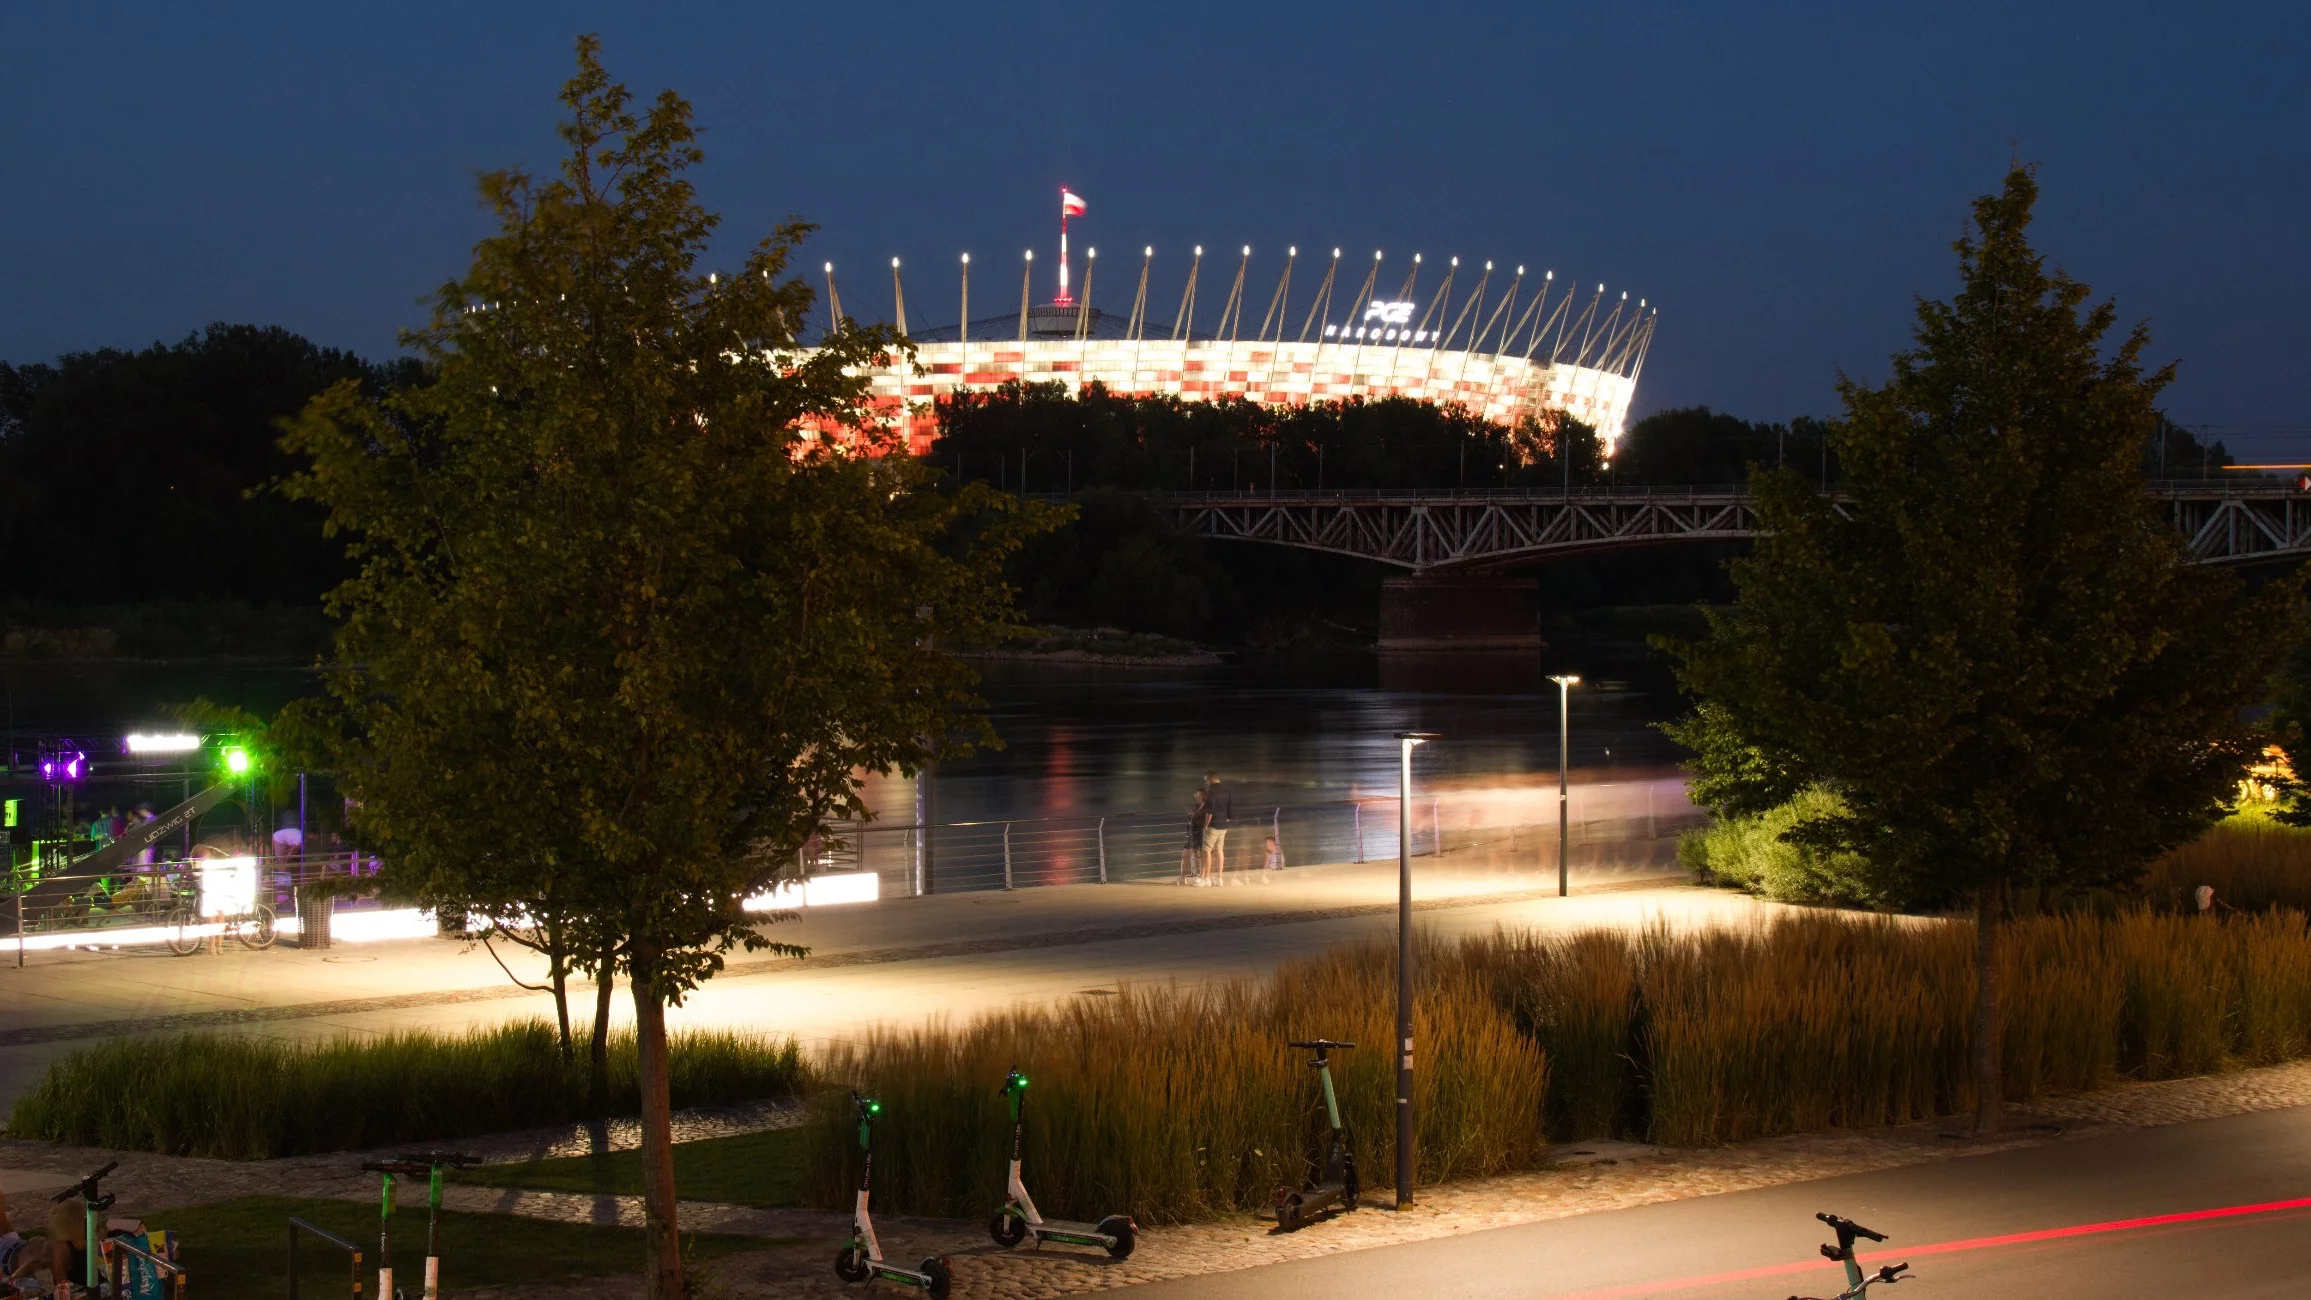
[455,1125,809,1209]
[151,1195,773,1297]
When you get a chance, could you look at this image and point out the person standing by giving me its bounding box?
[1202,771,1233,883]
[1180,789,1210,884]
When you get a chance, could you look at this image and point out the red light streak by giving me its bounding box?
[1551,1195,2311,1299]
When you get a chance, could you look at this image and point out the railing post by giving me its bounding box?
[1002,822,1014,891]
[1096,818,1108,884]
[1432,794,1442,856]
[1354,802,1365,863]
[15,885,22,968]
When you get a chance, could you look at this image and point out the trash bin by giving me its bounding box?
[296,890,333,949]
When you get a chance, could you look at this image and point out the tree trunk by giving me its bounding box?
[550,946,573,1063]
[589,954,616,1119]
[631,959,683,1300]
[1973,875,2007,1135]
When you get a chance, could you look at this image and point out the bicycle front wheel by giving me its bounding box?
[165,906,203,957]
[236,903,278,951]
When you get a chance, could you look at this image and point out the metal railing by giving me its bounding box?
[107,1232,187,1300]
[287,1216,364,1300]
[812,779,1705,897]
[6,850,382,963]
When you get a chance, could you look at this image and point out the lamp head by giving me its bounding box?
[1396,731,1442,745]
[1548,674,1582,687]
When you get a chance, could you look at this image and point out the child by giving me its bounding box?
[1263,833,1284,871]
[1179,790,1209,884]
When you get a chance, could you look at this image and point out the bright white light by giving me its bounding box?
[1546,270,1554,280]
[1517,266,1525,276]
[198,857,259,919]
[1026,249,1034,260]
[1325,324,1339,336]
[1485,261,1494,271]
[741,870,880,910]
[1087,247,1096,259]
[824,262,833,273]
[1451,256,1459,266]
[1242,245,1251,256]
[961,252,970,263]
[125,733,200,754]
[1414,253,1423,264]
[1194,245,1203,256]
[1373,250,1383,260]
[328,908,441,943]
[1332,248,1341,258]
[892,257,900,268]
[708,273,717,285]
[1145,245,1154,257]
[1288,246,1297,256]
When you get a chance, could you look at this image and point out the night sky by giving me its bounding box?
[6,3,2304,451]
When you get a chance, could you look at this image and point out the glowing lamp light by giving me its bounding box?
[224,747,252,776]
[198,856,259,918]
[125,732,201,754]
[40,750,87,782]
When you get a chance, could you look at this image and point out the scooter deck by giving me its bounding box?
[1026,1220,1120,1247]
[870,1262,939,1288]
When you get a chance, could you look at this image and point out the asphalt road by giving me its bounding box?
[1115,1106,2311,1299]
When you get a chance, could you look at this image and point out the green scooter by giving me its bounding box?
[361,1150,481,1300]
[987,1068,1136,1258]
[1789,1212,1911,1300]
[48,1161,117,1298]
[1273,1039,1359,1231]
[834,1093,952,1299]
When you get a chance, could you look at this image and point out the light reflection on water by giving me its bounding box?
[859,657,1687,829]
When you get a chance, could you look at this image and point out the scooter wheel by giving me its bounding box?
[988,1209,1028,1248]
[1096,1215,1136,1259]
[833,1244,871,1283]
[921,1256,952,1299]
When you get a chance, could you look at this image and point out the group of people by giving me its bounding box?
[1178,771,1283,885]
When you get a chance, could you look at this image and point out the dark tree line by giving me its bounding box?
[0,324,410,604]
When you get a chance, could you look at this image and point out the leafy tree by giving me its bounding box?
[0,325,404,604]
[279,38,1048,1297]
[1665,167,2303,1134]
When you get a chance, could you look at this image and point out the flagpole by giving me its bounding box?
[1056,186,1072,307]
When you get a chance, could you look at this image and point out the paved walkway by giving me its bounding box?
[0,847,1748,1111]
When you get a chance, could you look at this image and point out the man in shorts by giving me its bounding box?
[1201,771,1233,883]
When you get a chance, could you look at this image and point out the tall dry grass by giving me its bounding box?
[6,1020,806,1159]
[2142,821,2311,913]
[808,904,2311,1216]
[804,938,1546,1224]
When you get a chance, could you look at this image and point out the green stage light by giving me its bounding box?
[224,748,252,775]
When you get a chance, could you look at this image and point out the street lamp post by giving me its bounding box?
[1548,675,1580,897]
[1394,730,1438,1210]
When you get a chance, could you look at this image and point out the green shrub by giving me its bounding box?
[1679,787,1886,906]
[6,1019,806,1159]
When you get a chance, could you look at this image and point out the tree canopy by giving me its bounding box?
[1665,166,2303,1131]
[280,37,1049,1297]
[0,324,406,604]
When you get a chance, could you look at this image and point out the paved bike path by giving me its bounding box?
[1112,1104,2311,1298]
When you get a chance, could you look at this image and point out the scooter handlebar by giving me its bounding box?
[396,1151,483,1168]
[1286,1039,1357,1051]
[1816,1211,1886,1242]
[53,1162,118,1203]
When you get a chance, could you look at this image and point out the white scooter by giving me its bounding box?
[833,1093,952,1298]
[987,1068,1137,1258]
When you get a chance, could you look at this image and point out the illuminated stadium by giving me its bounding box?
[816,191,1656,456]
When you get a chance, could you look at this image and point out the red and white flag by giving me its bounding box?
[1060,188,1086,217]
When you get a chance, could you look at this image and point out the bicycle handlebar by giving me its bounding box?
[1817,1211,1886,1243]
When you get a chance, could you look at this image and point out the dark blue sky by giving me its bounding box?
[6,3,2304,450]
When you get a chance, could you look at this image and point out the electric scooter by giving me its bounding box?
[1273,1039,1359,1231]
[833,1093,953,1299]
[987,1068,1136,1258]
[1789,1212,1910,1300]
[360,1151,482,1300]
[48,1161,117,1299]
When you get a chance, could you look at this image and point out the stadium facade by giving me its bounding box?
[816,242,1655,457]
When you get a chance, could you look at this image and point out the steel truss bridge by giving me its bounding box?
[1156,485,2311,572]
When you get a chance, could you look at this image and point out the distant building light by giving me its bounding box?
[125,732,201,754]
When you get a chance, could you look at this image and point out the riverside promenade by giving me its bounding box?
[0,845,1763,1111]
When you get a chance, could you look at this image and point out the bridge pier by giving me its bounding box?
[1377,574,1543,652]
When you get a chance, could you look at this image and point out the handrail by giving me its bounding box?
[287,1216,364,1300]
[107,1233,187,1300]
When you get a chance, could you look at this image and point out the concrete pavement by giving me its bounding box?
[0,848,1769,1110]
[1111,1103,2311,1299]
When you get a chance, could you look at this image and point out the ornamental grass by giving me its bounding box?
[6,1020,805,1160]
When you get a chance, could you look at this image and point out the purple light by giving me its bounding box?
[40,750,86,782]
